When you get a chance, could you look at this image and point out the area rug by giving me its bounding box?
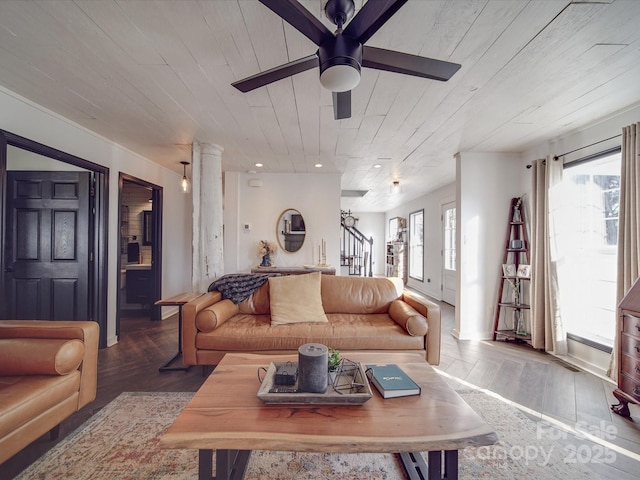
[16,388,601,480]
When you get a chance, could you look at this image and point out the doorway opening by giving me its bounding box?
[117,173,162,338]
[0,130,108,347]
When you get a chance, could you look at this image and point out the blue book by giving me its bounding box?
[365,364,421,398]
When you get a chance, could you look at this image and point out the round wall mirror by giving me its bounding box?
[277,209,305,253]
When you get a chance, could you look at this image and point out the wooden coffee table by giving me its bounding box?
[160,352,498,480]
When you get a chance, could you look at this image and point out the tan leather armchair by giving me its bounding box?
[0,320,99,464]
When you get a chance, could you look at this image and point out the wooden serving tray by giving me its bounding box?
[257,361,373,405]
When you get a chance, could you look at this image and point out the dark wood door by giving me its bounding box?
[4,171,91,320]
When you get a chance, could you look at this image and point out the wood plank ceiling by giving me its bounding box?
[0,0,639,212]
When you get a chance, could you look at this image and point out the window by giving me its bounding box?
[409,210,424,281]
[389,217,398,241]
[555,149,620,349]
[443,206,456,271]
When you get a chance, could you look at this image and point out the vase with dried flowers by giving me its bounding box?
[514,309,527,336]
[257,240,277,267]
[506,276,527,335]
[506,276,520,305]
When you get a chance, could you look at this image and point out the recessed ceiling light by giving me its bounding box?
[315,163,323,168]
[255,163,263,167]
[373,164,382,168]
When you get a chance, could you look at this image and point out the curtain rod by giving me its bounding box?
[525,133,622,168]
[552,134,622,161]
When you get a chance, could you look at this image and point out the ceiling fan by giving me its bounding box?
[232,0,461,120]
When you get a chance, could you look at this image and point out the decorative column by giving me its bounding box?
[191,142,224,292]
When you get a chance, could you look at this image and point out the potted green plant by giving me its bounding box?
[328,348,341,384]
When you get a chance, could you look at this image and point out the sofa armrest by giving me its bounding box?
[0,338,85,376]
[0,320,99,408]
[182,291,222,365]
[388,300,428,336]
[196,300,239,333]
[401,292,442,365]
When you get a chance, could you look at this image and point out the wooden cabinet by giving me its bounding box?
[612,277,640,418]
[126,269,154,305]
[386,242,407,284]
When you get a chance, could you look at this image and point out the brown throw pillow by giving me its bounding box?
[269,272,328,326]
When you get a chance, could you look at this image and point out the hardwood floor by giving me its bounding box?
[2,301,639,479]
[435,300,640,480]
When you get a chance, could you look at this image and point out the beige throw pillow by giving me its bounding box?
[269,272,329,326]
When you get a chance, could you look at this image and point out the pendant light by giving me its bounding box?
[180,161,190,193]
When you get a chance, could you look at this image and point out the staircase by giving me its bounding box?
[340,215,373,277]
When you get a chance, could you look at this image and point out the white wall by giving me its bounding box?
[456,152,523,341]
[0,85,192,347]
[385,182,456,299]
[522,103,640,164]
[224,172,341,274]
[7,145,86,171]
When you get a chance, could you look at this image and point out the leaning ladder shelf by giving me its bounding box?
[493,197,532,345]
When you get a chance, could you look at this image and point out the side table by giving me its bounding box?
[155,292,203,372]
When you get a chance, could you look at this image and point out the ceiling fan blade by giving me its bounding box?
[362,46,461,82]
[343,0,407,44]
[333,91,351,120]
[232,54,319,92]
[259,0,334,46]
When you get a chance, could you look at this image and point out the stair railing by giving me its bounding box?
[340,220,373,276]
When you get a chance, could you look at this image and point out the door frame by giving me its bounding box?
[441,200,457,306]
[117,173,163,337]
[0,130,109,347]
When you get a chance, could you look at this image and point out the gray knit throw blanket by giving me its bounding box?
[207,273,281,304]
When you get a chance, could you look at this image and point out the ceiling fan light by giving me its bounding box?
[319,35,362,92]
[320,63,360,92]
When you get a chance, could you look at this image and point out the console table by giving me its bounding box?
[250,266,336,275]
[155,292,203,372]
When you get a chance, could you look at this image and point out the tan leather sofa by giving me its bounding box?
[183,275,441,366]
[0,320,99,464]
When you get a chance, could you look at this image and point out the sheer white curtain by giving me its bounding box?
[530,156,568,354]
[608,122,640,379]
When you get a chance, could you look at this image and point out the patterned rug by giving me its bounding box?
[17,386,603,479]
